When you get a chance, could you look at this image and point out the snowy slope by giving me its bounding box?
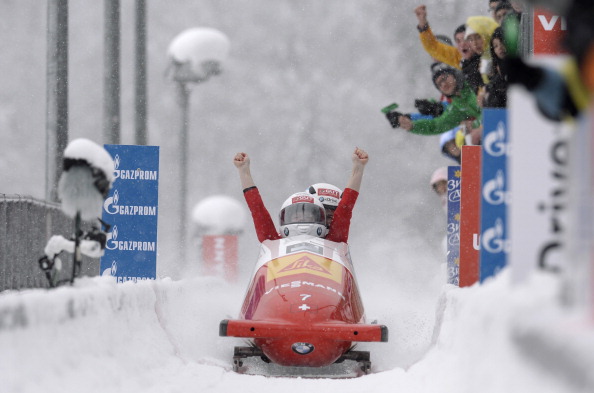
[1,265,591,393]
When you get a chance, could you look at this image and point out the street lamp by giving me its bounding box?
[166,27,230,264]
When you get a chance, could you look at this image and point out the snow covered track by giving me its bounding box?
[0,271,592,393]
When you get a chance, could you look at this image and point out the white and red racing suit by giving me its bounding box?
[242,186,358,243]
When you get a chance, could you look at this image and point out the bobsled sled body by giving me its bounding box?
[219,235,388,372]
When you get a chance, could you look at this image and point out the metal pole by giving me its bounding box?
[134,0,147,145]
[177,81,190,263]
[46,0,69,203]
[521,5,534,57]
[104,0,121,144]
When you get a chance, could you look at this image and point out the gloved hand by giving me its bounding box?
[414,99,444,117]
[385,111,403,128]
[385,112,412,129]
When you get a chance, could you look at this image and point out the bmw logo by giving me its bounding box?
[291,342,314,355]
[318,196,324,202]
[317,227,322,236]
[284,227,290,236]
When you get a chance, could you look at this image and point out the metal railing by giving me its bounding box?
[0,194,98,292]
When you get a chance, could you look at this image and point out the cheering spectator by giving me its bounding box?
[414,5,484,93]
[478,27,508,108]
[464,15,499,84]
[392,65,482,136]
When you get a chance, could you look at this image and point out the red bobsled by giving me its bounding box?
[219,235,388,374]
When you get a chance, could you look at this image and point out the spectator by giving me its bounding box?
[430,166,448,212]
[478,27,508,108]
[494,2,514,24]
[465,15,499,84]
[439,127,462,163]
[393,65,482,136]
[413,5,483,93]
[430,166,449,254]
[488,0,509,20]
[233,148,369,243]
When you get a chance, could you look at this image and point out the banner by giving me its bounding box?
[508,87,570,284]
[533,8,568,55]
[566,103,594,312]
[100,145,159,282]
[480,109,509,282]
[202,235,238,282]
[447,166,461,286]
[459,146,481,287]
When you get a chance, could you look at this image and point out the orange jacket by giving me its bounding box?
[419,26,462,70]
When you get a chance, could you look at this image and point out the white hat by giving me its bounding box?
[464,26,478,39]
[430,167,448,187]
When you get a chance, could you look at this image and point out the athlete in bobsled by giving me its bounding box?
[220,148,388,375]
[232,147,368,242]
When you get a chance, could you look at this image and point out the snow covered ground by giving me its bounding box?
[2,257,592,393]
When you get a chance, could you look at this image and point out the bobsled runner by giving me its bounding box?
[219,235,388,376]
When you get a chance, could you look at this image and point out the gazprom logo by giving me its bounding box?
[103,189,157,216]
[481,218,506,254]
[113,154,121,171]
[483,170,506,205]
[112,154,158,181]
[105,225,156,252]
[101,260,118,277]
[484,121,507,157]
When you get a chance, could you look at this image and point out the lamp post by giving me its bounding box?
[166,28,230,264]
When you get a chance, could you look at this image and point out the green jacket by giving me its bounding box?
[409,83,482,136]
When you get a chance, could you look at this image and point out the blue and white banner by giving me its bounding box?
[447,165,461,286]
[508,86,570,284]
[480,109,509,282]
[100,145,159,282]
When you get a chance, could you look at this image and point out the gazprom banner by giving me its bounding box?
[100,145,159,282]
[446,166,461,286]
[480,109,508,282]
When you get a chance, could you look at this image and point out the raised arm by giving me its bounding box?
[233,152,256,190]
[233,152,280,242]
[345,147,369,192]
[414,4,462,69]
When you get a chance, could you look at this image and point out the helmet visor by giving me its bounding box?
[280,203,326,226]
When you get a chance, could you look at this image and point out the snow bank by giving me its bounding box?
[1,268,592,392]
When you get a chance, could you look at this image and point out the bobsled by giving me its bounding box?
[219,235,388,375]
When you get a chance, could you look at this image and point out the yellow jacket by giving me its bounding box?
[419,26,462,70]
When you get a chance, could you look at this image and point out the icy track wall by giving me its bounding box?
[0,276,245,393]
[1,272,592,393]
